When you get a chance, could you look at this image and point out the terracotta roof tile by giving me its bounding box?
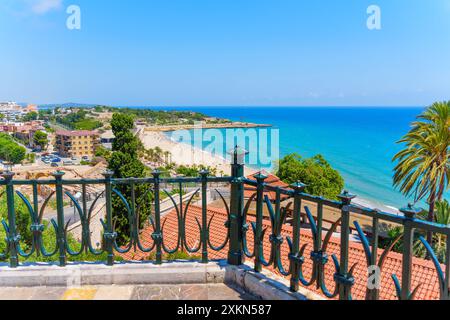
[119,205,442,300]
[244,171,290,202]
[56,130,98,137]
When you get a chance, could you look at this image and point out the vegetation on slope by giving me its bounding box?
[0,133,27,164]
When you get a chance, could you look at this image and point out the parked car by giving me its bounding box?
[51,163,58,167]
[82,156,89,160]
[63,161,74,165]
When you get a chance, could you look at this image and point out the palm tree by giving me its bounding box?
[393,101,450,242]
[146,148,154,162]
[416,199,450,262]
[153,146,162,163]
[163,151,171,165]
[435,199,450,225]
[432,200,450,261]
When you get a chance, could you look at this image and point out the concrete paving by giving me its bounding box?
[0,284,256,300]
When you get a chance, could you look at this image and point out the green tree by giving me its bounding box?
[95,145,112,160]
[26,153,36,163]
[175,164,217,177]
[276,153,344,200]
[108,113,151,244]
[435,199,450,226]
[418,200,450,262]
[9,146,26,164]
[0,191,32,250]
[0,133,26,164]
[38,110,50,120]
[23,111,38,122]
[393,101,449,243]
[384,199,450,263]
[33,130,48,150]
[56,109,102,130]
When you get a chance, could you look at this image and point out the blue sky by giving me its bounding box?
[1,0,449,106]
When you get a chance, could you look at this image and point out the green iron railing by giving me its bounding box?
[242,175,450,300]
[0,147,449,300]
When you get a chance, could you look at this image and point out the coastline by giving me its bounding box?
[141,129,259,177]
[141,128,401,215]
[143,122,272,132]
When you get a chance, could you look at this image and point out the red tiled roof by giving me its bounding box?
[120,205,441,300]
[244,171,290,202]
[15,125,44,133]
[56,130,98,137]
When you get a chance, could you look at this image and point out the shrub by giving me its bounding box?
[276,153,344,200]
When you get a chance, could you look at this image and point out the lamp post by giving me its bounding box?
[227,146,248,266]
[3,161,13,172]
[73,192,82,222]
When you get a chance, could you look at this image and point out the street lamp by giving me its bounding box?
[73,192,82,222]
[2,162,13,172]
[228,145,248,166]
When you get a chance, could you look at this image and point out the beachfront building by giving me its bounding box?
[55,130,100,158]
[0,103,40,124]
[0,101,23,122]
[24,104,38,113]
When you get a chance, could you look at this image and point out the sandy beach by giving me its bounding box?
[141,130,258,177]
[141,128,400,215]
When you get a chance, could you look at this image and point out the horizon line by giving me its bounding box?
[33,103,427,109]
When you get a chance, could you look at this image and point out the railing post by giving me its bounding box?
[336,190,356,300]
[370,215,380,300]
[227,146,247,266]
[289,181,306,292]
[200,170,209,263]
[152,170,163,265]
[315,199,326,290]
[53,171,67,267]
[445,234,450,300]
[102,170,115,266]
[2,172,19,268]
[399,204,420,300]
[254,173,267,272]
[178,180,185,252]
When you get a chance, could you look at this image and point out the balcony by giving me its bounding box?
[0,149,449,301]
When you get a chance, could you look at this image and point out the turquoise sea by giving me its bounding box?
[156,106,449,211]
[43,105,445,211]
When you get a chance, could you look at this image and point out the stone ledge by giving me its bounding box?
[224,263,324,301]
[0,260,322,300]
[0,261,225,287]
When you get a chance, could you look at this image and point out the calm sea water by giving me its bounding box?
[155,106,440,210]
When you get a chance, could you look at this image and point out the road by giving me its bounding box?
[43,198,105,226]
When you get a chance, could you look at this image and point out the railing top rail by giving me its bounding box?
[0,175,234,187]
[0,161,448,300]
[243,177,343,208]
[243,176,450,235]
[347,204,450,234]
[2,172,449,234]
